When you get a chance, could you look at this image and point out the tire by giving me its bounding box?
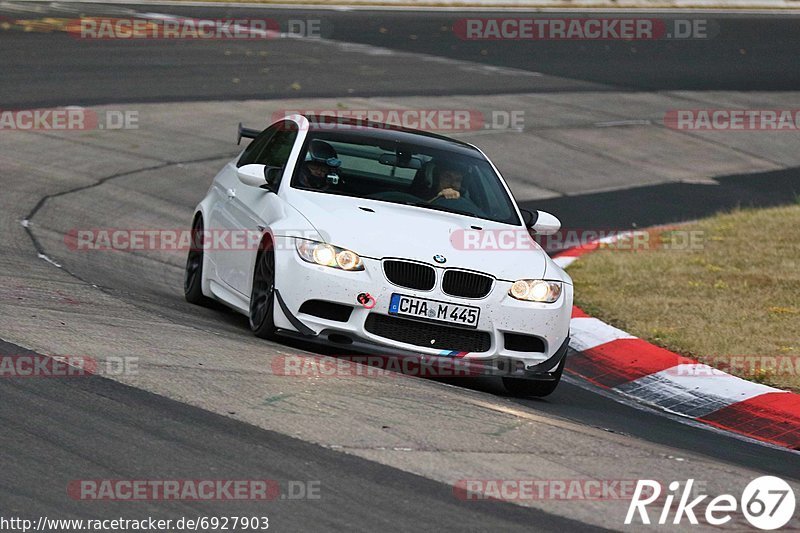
[502,356,566,398]
[249,241,278,339]
[184,216,212,306]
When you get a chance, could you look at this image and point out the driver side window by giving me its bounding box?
[237,125,278,168]
[236,121,299,189]
[257,121,298,189]
[258,121,298,169]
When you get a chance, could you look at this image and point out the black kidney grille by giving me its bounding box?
[383,260,436,291]
[364,314,491,353]
[442,270,494,299]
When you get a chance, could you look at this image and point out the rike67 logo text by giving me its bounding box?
[626,477,796,530]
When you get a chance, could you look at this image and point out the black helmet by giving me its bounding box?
[306,140,342,168]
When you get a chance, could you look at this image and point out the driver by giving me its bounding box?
[297,140,342,190]
[429,160,467,202]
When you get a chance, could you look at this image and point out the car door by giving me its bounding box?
[208,124,278,292]
[215,121,299,295]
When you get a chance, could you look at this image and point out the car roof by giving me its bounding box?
[300,114,482,157]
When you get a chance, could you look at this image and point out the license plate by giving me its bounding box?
[388,294,480,329]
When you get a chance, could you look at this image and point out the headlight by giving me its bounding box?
[295,240,364,271]
[509,280,562,303]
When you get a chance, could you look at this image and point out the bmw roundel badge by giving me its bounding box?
[433,254,447,264]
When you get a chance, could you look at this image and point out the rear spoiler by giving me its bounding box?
[237,122,260,145]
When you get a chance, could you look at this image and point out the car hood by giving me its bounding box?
[284,190,548,280]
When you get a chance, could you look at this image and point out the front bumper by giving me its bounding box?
[271,236,572,372]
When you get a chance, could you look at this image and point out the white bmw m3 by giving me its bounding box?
[185,114,573,396]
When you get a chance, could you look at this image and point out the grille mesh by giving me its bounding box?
[442,270,494,299]
[383,260,436,291]
[364,313,491,353]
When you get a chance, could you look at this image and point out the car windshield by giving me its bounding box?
[290,131,520,225]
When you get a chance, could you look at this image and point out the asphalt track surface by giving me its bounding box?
[2,6,800,109]
[0,340,598,531]
[2,3,800,531]
[528,165,800,230]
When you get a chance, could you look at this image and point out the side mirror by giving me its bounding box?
[237,164,268,187]
[237,164,282,192]
[521,209,561,235]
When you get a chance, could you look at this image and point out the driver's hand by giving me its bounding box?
[439,188,460,200]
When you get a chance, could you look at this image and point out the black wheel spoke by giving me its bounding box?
[250,249,275,331]
[184,251,200,289]
[184,220,206,301]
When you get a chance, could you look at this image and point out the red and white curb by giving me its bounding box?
[554,237,800,451]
